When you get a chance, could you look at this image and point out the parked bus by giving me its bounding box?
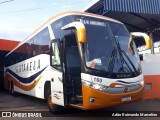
[4,11,150,113]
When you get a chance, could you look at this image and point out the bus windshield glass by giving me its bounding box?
[78,17,141,77]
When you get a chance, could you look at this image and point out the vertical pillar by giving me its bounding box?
[149,32,154,54]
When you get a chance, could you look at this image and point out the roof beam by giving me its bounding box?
[123,22,147,32]
[130,13,160,27]
[101,11,147,32]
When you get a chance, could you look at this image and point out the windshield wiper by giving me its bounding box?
[108,49,117,75]
[121,50,138,75]
[107,48,134,78]
[114,37,137,76]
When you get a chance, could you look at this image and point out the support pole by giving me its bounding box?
[149,32,154,54]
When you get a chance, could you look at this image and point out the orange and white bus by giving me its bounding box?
[4,11,150,113]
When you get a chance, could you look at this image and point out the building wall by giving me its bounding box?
[141,54,160,99]
[0,39,19,91]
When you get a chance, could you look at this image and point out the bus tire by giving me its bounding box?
[10,81,16,96]
[44,82,50,100]
[47,87,63,113]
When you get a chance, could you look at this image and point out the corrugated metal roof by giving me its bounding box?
[104,0,160,14]
[84,0,160,33]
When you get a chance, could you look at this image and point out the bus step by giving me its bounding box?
[76,95,83,102]
[69,103,83,109]
[76,95,82,98]
[70,96,82,103]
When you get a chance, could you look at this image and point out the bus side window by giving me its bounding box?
[53,43,61,65]
[27,39,33,58]
[52,42,61,71]
[31,36,39,56]
[38,28,50,54]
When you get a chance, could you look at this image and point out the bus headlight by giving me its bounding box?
[82,80,92,87]
[92,83,101,89]
[82,80,108,92]
[140,80,144,86]
[92,83,108,91]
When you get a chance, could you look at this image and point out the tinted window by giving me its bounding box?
[31,36,39,56]
[51,17,74,39]
[21,42,29,60]
[109,22,129,37]
[5,27,51,67]
[37,28,50,54]
[51,18,65,39]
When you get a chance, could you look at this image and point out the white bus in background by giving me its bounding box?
[4,11,150,113]
[138,41,160,55]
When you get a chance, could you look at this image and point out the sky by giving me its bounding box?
[0,0,96,41]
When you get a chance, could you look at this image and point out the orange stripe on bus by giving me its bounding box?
[4,74,41,91]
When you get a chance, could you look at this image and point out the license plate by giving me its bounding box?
[121,96,131,102]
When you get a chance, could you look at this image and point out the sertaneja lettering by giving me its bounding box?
[15,59,40,73]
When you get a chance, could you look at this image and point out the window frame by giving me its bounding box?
[50,38,63,71]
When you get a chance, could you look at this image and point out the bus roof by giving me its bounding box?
[6,11,123,57]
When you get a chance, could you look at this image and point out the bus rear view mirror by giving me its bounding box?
[61,22,86,43]
[131,32,151,49]
[128,32,151,55]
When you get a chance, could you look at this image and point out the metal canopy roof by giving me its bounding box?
[84,0,160,34]
[84,0,160,52]
[104,0,160,15]
[84,0,160,48]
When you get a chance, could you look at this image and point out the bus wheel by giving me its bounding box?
[10,82,16,96]
[47,91,63,113]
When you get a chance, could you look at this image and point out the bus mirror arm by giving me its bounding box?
[61,22,86,43]
[128,36,135,55]
[128,32,151,55]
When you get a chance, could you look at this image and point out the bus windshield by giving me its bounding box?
[82,17,141,78]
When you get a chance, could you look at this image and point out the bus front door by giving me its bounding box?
[50,39,65,106]
[64,34,82,104]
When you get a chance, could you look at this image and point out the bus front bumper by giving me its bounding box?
[82,84,144,110]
